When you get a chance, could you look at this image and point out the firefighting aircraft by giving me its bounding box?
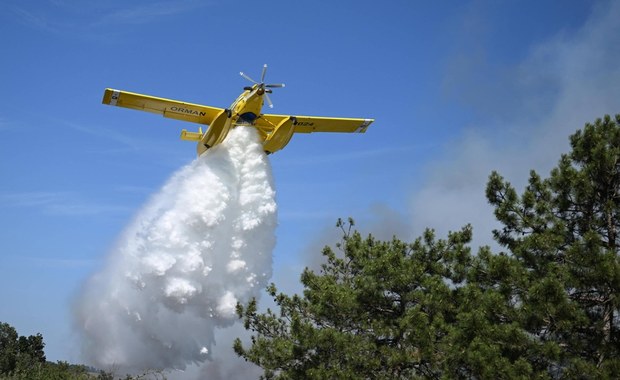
[102,64,373,155]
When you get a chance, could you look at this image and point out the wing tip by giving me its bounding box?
[356,118,374,133]
[102,89,121,106]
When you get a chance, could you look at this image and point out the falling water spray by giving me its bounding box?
[75,127,277,372]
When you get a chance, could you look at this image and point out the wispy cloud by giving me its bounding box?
[92,1,208,27]
[61,121,144,151]
[0,191,129,216]
[59,120,190,160]
[23,255,98,269]
[9,5,59,33]
[113,184,156,195]
[7,1,210,38]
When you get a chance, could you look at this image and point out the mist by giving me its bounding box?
[74,126,276,373]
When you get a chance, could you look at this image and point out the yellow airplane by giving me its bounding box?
[102,64,373,155]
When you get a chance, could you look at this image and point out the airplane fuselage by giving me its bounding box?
[194,86,269,155]
[230,86,264,125]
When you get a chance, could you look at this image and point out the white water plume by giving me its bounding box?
[75,127,277,372]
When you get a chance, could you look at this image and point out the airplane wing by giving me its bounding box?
[102,88,224,125]
[256,114,373,134]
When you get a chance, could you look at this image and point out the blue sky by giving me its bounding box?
[1,0,618,367]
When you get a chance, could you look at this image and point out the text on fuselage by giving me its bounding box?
[169,106,206,117]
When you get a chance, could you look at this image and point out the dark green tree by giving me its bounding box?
[0,323,19,375]
[482,114,620,378]
[0,322,47,378]
[0,322,94,380]
[235,219,473,379]
[14,333,46,371]
[444,246,540,379]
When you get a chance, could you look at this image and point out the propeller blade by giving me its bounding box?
[261,64,268,83]
[265,83,285,88]
[240,72,257,84]
[264,92,274,108]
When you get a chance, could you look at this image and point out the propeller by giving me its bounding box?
[240,64,285,108]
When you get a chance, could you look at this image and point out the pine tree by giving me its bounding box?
[483,114,620,378]
[235,219,473,379]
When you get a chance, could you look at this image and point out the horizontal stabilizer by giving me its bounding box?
[180,129,203,141]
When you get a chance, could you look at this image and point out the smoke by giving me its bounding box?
[410,1,620,249]
[74,126,277,373]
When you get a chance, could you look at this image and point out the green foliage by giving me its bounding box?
[4,360,94,380]
[484,114,620,378]
[235,218,474,379]
[0,322,46,377]
[0,322,99,380]
[0,323,18,375]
